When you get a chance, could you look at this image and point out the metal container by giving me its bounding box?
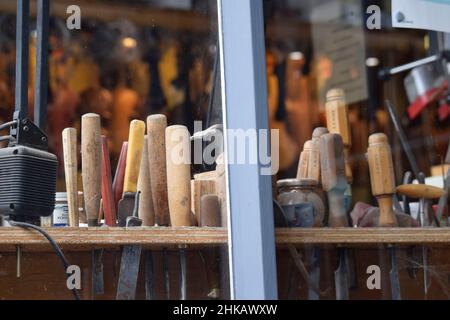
[276,178,326,227]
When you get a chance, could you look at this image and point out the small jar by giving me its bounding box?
[53,192,69,227]
[276,178,325,227]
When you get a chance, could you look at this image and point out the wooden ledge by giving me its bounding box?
[0,227,449,252]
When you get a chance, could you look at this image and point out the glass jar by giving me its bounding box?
[276,178,326,227]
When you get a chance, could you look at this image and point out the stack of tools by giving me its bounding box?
[276,88,447,300]
[61,114,226,300]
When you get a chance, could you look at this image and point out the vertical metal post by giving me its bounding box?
[34,0,50,129]
[217,0,278,299]
[14,0,30,121]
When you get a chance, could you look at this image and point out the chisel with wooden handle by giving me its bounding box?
[138,135,156,300]
[320,133,349,300]
[117,120,145,227]
[113,142,128,212]
[308,127,328,183]
[367,133,401,300]
[81,113,103,298]
[62,128,78,227]
[166,125,192,300]
[296,140,311,179]
[396,184,445,200]
[147,114,171,298]
[101,136,116,226]
[200,194,221,299]
[116,120,145,300]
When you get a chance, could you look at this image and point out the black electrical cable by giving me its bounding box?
[8,220,81,300]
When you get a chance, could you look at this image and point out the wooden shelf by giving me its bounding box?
[0,227,450,252]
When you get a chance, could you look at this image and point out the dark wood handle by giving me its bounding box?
[113,142,128,212]
[101,136,116,226]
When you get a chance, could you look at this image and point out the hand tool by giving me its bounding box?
[319,133,349,300]
[192,179,215,225]
[308,128,329,183]
[147,114,171,298]
[367,133,401,300]
[113,142,128,212]
[62,128,79,227]
[137,135,155,300]
[166,125,192,300]
[101,136,116,226]
[116,191,142,300]
[81,113,103,298]
[200,194,221,299]
[117,120,146,227]
[436,169,449,224]
[402,171,418,279]
[325,89,357,288]
[296,140,311,179]
[396,184,445,199]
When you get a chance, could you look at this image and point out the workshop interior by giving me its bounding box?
[0,0,449,300]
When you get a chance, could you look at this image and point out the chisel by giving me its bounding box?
[62,128,79,227]
[320,133,349,300]
[117,120,146,227]
[367,133,401,300]
[296,140,311,180]
[101,136,116,226]
[166,125,193,300]
[116,120,145,300]
[325,89,357,287]
[306,127,328,300]
[200,194,221,299]
[81,113,103,298]
[137,135,156,300]
[147,114,171,298]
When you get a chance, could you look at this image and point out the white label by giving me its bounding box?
[53,204,69,226]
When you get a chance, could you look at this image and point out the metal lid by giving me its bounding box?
[277,178,318,189]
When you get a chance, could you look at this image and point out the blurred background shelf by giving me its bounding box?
[1,227,450,252]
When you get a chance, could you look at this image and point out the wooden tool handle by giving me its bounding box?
[367,133,397,227]
[325,88,353,183]
[62,128,79,227]
[123,120,146,193]
[200,195,221,227]
[81,113,102,227]
[147,114,170,226]
[296,140,311,179]
[319,133,348,227]
[113,142,128,212]
[137,136,155,226]
[101,136,116,226]
[396,184,445,199]
[166,125,192,227]
[192,179,216,225]
[307,127,329,182]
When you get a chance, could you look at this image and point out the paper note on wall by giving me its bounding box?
[311,1,368,106]
[392,0,450,33]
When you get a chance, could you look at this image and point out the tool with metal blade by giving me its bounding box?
[402,171,418,279]
[147,114,171,299]
[117,120,146,227]
[319,133,349,300]
[137,135,156,300]
[116,191,142,300]
[62,128,79,227]
[166,125,193,300]
[101,136,116,227]
[81,113,103,298]
[367,133,401,300]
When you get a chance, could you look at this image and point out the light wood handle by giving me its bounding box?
[166,125,192,227]
[81,113,102,227]
[200,194,221,227]
[147,114,170,226]
[138,135,155,226]
[396,184,444,199]
[101,136,116,226]
[320,133,348,227]
[123,120,146,193]
[62,128,79,227]
[325,88,352,183]
[112,142,127,211]
[367,133,397,227]
[296,140,311,179]
[307,127,329,182]
[192,179,216,225]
